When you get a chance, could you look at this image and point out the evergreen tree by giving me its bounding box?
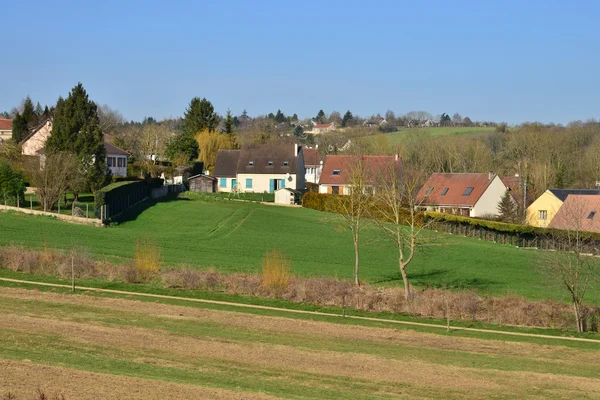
[34,102,44,116]
[497,191,518,223]
[316,109,326,124]
[182,97,219,135]
[46,83,109,193]
[274,109,286,123]
[342,110,353,127]
[240,109,249,121]
[21,97,35,126]
[11,113,28,142]
[222,109,234,134]
[291,113,299,122]
[293,125,304,137]
[0,161,25,206]
[232,116,240,127]
[166,134,199,162]
[267,112,275,120]
[440,113,452,126]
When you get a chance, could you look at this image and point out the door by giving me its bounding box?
[231,179,237,191]
[269,179,275,193]
[279,179,285,189]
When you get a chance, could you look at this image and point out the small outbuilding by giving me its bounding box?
[275,188,301,205]
[188,174,217,193]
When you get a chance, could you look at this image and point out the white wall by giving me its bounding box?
[305,165,322,184]
[22,121,52,156]
[216,177,236,192]
[107,155,128,177]
[0,129,11,142]
[237,173,296,193]
[472,176,508,217]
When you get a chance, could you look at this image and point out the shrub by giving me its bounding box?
[134,238,161,282]
[261,249,291,298]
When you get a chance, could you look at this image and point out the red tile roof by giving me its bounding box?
[549,195,600,233]
[417,173,496,207]
[303,148,321,166]
[0,118,12,130]
[319,155,400,185]
[313,123,333,129]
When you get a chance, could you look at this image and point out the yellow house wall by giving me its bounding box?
[526,191,563,227]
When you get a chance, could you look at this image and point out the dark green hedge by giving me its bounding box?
[95,180,155,220]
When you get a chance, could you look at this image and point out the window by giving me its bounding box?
[283,161,289,166]
[588,211,596,219]
[539,210,547,220]
[246,178,253,189]
[248,161,254,166]
[425,187,434,196]
[268,161,273,166]
[463,187,474,196]
[117,157,126,168]
[332,186,340,194]
[219,178,227,188]
[332,169,341,175]
[441,188,449,196]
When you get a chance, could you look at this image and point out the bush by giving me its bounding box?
[0,161,25,207]
[261,249,291,298]
[134,238,161,283]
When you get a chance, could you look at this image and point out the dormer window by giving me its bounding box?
[283,161,289,166]
[332,169,341,175]
[268,161,273,166]
[248,161,254,166]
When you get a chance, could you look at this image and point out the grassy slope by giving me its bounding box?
[0,197,596,305]
[0,286,598,399]
[380,126,495,147]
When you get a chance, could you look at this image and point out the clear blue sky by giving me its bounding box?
[2,0,599,124]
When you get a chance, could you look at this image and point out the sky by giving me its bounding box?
[2,0,599,124]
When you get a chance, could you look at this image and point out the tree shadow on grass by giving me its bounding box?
[375,268,500,291]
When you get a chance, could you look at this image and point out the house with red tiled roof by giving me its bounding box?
[308,122,336,135]
[318,154,400,195]
[416,172,509,218]
[0,118,13,142]
[548,195,600,233]
[303,147,322,184]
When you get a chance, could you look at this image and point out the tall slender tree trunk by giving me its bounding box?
[573,301,584,333]
[354,234,360,286]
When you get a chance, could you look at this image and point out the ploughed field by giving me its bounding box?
[0,196,597,305]
[0,286,598,399]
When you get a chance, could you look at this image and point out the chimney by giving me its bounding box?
[294,143,298,156]
[488,171,494,180]
[394,153,399,161]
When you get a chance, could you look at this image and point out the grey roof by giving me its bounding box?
[188,174,216,181]
[548,188,600,202]
[236,144,298,175]
[213,150,241,177]
[104,141,128,156]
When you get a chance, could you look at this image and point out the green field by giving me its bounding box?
[0,195,595,305]
[0,284,598,399]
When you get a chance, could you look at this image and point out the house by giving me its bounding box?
[303,147,322,184]
[104,142,128,177]
[308,122,336,135]
[0,118,12,142]
[548,195,600,233]
[526,189,600,228]
[21,119,53,156]
[274,188,301,205]
[187,174,217,193]
[416,172,509,218]
[213,144,305,193]
[20,118,129,176]
[318,154,400,195]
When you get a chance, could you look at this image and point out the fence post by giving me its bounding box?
[30,196,32,210]
[86,204,89,218]
[517,233,521,248]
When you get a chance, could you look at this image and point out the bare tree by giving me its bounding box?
[96,104,125,133]
[374,162,427,300]
[329,156,371,285]
[539,196,598,332]
[28,152,78,211]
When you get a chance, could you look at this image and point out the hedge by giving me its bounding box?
[302,192,422,225]
[95,178,163,220]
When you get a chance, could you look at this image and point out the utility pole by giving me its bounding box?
[523,177,528,218]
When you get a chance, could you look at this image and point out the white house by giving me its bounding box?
[303,147,322,184]
[416,172,510,218]
[104,142,128,177]
[306,122,336,135]
[213,144,305,193]
[0,118,12,142]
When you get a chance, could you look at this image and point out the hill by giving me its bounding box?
[0,196,596,305]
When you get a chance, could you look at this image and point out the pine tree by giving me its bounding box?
[182,97,219,135]
[11,113,27,142]
[240,109,249,121]
[46,83,109,193]
[316,109,326,124]
[21,97,35,126]
[342,110,353,127]
[497,191,518,223]
[274,109,286,123]
[293,126,303,137]
[222,109,234,134]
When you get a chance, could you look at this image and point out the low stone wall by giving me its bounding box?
[0,205,104,227]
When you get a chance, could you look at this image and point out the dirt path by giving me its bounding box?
[1,276,598,344]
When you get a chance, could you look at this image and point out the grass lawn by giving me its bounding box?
[0,286,598,399]
[20,191,96,218]
[373,126,496,148]
[0,195,597,305]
